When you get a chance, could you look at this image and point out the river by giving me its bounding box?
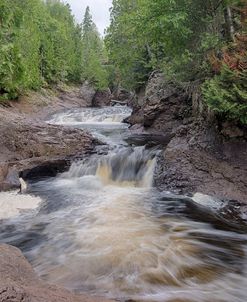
[0,106,247,302]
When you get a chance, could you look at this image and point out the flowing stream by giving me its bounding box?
[0,106,247,302]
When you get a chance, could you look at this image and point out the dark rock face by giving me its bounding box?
[127,72,247,203]
[0,108,98,190]
[154,121,247,202]
[0,244,113,302]
[80,83,113,107]
[124,133,174,148]
[126,72,191,131]
[92,89,112,107]
[112,88,134,103]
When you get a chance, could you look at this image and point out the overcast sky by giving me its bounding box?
[65,0,112,36]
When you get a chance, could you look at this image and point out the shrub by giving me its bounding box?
[203,66,247,124]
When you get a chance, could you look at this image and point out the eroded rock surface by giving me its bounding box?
[126,72,191,131]
[154,121,247,202]
[127,71,247,202]
[0,244,113,302]
[0,107,98,190]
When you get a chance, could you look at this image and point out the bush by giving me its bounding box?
[202,66,247,124]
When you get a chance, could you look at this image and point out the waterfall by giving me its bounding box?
[64,146,157,188]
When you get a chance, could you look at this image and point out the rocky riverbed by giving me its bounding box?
[0,80,246,302]
[0,85,114,302]
[0,83,113,191]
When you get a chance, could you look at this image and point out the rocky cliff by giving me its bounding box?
[127,72,247,203]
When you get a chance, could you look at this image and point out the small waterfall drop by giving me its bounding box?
[66,146,157,188]
[49,106,132,125]
[1,106,247,302]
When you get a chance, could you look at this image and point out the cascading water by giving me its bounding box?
[49,106,132,145]
[0,106,247,302]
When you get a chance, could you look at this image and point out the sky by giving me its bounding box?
[65,0,112,36]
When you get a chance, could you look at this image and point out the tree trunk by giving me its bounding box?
[224,6,235,41]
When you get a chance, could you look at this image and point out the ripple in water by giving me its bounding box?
[0,106,246,302]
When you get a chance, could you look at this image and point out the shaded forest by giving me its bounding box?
[0,0,246,124]
[0,0,108,99]
[105,0,247,124]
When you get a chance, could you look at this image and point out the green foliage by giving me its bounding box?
[81,6,109,89]
[0,0,108,99]
[203,66,247,124]
[105,0,152,89]
[105,0,235,89]
[106,0,246,124]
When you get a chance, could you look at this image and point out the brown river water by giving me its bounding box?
[0,106,247,302]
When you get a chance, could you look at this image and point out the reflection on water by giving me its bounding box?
[0,106,247,302]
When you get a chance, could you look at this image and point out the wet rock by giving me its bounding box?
[20,159,69,180]
[155,192,247,233]
[92,89,112,107]
[0,108,98,189]
[154,122,247,203]
[0,244,114,302]
[3,169,20,190]
[124,133,174,147]
[127,72,247,203]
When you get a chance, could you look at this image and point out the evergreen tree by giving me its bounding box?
[0,0,109,99]
[106,0,246,123]
[81,6,109,89]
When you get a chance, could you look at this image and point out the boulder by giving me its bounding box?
[124,133,174,147]
[0,244,113,302]
[126,71,191,131]
[112,87,134,103]
[2,168,20,191]
[92,89,112,107]
[80,81,96,106]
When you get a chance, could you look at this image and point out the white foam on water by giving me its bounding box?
[192,192,224,209]
[48,106,132,125]
[0,191,41,220]
[1,106,246,302]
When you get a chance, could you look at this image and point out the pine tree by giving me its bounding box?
[0,0,109,99]
[81,6,108,89]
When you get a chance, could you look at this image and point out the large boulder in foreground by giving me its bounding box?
[0,244,113,302]
[0,108,98,190]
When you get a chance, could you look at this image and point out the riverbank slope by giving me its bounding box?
[127,72,247,203]
[0,84,100,191]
